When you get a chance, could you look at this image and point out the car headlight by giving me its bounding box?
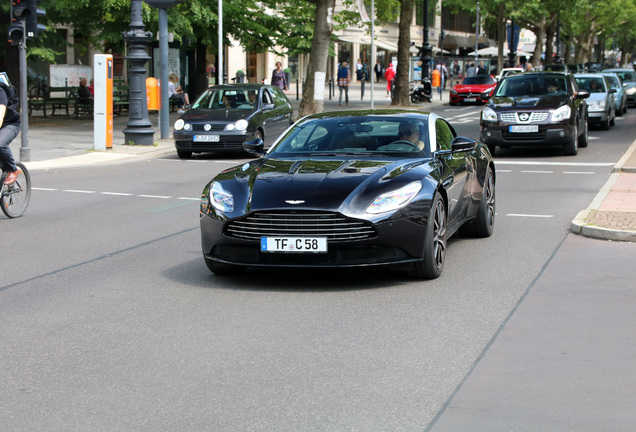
[450,89,457,95]
[174,119,185,130]
[481,106,497,122]
[209,181,234,213]
[551,105,571,122]
[235,119,249,131]
[626,87,636,95]
[366,181,422,214]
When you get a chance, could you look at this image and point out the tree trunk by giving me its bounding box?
[532,17,545,69]
[392,0,414,106]
[196,40,208,97]
[545,21,555,65]
[299,0,335,117]
[497,3,506,72]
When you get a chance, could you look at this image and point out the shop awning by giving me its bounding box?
[336,35,398,52]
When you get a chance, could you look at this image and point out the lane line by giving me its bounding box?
[563,171,596,175]
[100,192,134,196]
[505,214,554,218]
[64,189,96,194]
[495,160,613,167]
[138,194,172,199]
[521,170,554,174]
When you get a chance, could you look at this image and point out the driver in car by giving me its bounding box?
[397,121,425,150]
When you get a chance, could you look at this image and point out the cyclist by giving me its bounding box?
[0,78,20,185]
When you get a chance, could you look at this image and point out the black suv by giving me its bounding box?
[480,72,590,156]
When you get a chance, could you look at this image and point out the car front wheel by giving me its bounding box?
[412,192,447,279]
[564,124,578,156]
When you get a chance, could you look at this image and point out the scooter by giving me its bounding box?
[410,78,432,103]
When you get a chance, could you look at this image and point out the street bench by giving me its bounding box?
[113,85,129,115]
[29,85,74,118]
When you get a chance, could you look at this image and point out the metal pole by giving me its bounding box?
[159,8,169,139]
[218,0,223,84]
[421,0,431,84]
[19,20,30,161]
[474,1,479,66]
[370,0,374,109]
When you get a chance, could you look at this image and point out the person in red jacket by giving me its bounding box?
[384,63,396,98]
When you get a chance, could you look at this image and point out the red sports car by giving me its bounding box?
[450,75,497,105]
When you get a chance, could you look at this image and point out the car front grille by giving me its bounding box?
[225,211,376,242]
[500,112,549,123]
[192,124,226,132]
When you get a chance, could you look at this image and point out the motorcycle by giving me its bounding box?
[410,78,432,103]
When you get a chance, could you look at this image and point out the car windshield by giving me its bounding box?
[461,76,494,85]
[192,89,258,110]
[495,75,567,97]
[575,77,607,93]
[615,71,636,82]
[269,117,431,157]
[603,76,620,89]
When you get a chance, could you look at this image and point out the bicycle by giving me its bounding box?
[1,162,31,218]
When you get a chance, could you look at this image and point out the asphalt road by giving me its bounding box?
[1,105,635,430]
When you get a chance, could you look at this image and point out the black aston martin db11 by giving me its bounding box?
[200,111,495,279]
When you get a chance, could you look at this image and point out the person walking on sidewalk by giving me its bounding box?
[0,79,20,185]
[374,60,383,83]
[337,61,350,106]
[385,63,396,98]
[271,62,288,91]
[360,62,370,100]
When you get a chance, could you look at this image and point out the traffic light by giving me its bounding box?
[8,0,26,45]
[24,0,46,39]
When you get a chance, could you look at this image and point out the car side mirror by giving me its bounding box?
[451,136,477,152]
[609,88,617,93]
[575,90,590,99]
[243,138,265,157]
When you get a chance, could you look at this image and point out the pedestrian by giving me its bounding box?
[356,59,363,81]
[271,61,288,91]
[441,62,449,89]
[360,62,370,100]
[467,63,476,76]
[0,77,20,185]
[87,79,95,97]
[477,61,487,75]
[384,63,396,98]
[168,72,190,113]
[374,60,383,83]
[337,61,350,106]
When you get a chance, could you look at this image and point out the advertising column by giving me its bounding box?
[94,54,113,151]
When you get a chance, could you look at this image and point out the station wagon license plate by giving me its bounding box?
[509,125,539,133]
[194,135,220,142]
[261,237,328,253]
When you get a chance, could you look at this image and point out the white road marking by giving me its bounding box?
[64,189,96,194]
[32,187,57,191]
[495,169,512,173]
[521,170,554,174]
[137,195,172,199]
[563,171,596,175]
[495,160,613,167]
[506,214,554,218]
[100,192,134,196]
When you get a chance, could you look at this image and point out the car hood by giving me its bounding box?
[488,94,571,109]
[454,84,493,92]
[178,108,253,123]
[218,157,433,215]
[586,93,609,103]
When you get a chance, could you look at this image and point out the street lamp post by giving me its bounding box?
[122,0,155,146]
[420,0,431,85]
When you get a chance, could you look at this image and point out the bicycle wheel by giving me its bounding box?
[1,162,31,218]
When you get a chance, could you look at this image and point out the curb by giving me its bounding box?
[571,138,636,242]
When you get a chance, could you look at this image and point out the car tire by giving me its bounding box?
[578,120,588,148]
[204,256,246,275]
[412,192,446,279]
[610,109,615,126]
[459,166,495,238]
[601,116,610,130]
[177,149,192,159]
[564,124,578,156]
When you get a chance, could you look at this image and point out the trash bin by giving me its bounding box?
[146,77,159,111]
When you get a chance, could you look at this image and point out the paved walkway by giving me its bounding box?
[13,83,636,241]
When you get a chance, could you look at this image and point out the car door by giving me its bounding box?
[262,87,292,143]
[569,76,588,131]
[435,118,471,226]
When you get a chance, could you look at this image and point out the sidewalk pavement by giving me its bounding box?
[14,83,635,241]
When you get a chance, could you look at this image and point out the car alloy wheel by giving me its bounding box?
[412,192,447,279]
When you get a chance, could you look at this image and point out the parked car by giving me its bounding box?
[544,64,568,72]
[585,62,602,72]
[449,75,497,105]
[173,84,293,159]
[574,74,616,129]
[495,67,524,81]
[602,72,628,115]
[602,68,636,107]
[480,72,590,156]
[200,111,496,279]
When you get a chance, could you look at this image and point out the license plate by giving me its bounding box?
[193,135,220,142]
[509,125,539,133]
[261,237,328,253]
[464,98,477,102]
